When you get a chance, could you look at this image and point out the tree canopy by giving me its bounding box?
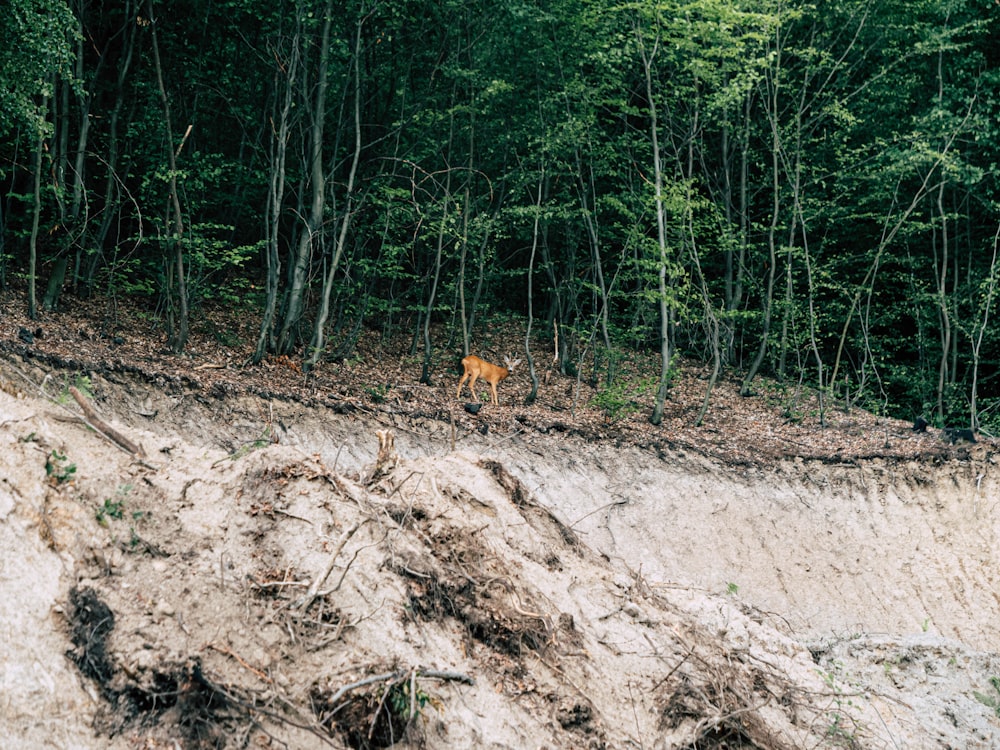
[2,0,999,429]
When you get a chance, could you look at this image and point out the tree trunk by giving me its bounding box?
[88,0,136,298]
[43,257,69,311]
[457,81,475,358]
[525,165,545,405]
[419,195,448,385]
[637,28,672,426]
[464,190,503,342]
[457,181,470,358]
[278,0,334,355]
[574,148,611,355]
[306,5,366,370]
[685,103,721,427]
[741,33,782,397]
[28,127,44,320]
[418,97,454,385]
[147,0,189,353]
[255,15,301,363]
[934,181,951,423]
[969,223,1000,429]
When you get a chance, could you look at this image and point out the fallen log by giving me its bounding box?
[69,386,146,458]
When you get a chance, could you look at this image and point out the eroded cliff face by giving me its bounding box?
[2,357,999,749]
[500,440,1000,651]
[275,400,1000,651]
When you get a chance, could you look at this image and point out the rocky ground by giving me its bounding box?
[2,293,1000,749]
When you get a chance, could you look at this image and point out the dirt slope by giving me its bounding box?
[2,353,1000,749]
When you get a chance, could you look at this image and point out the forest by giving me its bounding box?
[1,0,999,429]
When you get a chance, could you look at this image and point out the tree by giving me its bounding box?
[305,3,369,371]
[633,11,674,426]
[0,0,76,138]
[2,0,1000,431]
[146,0,190,352]
[0,0,77,310]
[254,5,302,363]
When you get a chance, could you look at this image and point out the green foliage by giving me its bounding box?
[385,678,434,724]
[181,224,261,308]
[45,450,76,485]
[101,251,160,300]
[974,398,1000,435]
[825,712,856,746]
[1,0,999,427]
[366,384,391,403]
[972,676,1000,718]
[95,497,125,527]
[0,0,78,137]
[96,484,132,526]
[73,374,92,398]
[57,374,92,406]
[590,375,654,422]
[816,662,859,746]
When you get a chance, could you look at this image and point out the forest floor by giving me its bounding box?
[2,291,1000,749]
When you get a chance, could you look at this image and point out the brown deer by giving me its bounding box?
[456,354,521,405]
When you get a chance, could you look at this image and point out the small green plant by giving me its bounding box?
[45,450,76,484]
[75,373,93,395]
[760,380,790,407]
[726,582,739,595]
[973,676,1000,718]
[96,497,125,526]
[212,428,273,466]
[590,376,653,422]
[366,383,391,403]
[386,678,435,724]
[825,712,856,744]
[58,374,93,404]
[96,485,133,526]
[816,663,858,746]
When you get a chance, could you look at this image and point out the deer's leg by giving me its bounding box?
[468,374,480,401]
[490,383,499,404]
[457,372,469,399]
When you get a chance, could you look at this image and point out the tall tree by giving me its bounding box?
[306,2,369,370]
[0,0,76,308]
[146,0,190,352]
[276,0,336,355]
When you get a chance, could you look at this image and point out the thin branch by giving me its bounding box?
[320,666,476,722]
[291,521,363,612]
[69,386,146,457]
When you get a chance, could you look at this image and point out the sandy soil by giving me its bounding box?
[2,351,1000,749]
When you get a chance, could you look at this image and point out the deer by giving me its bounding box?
[456,354,521,405]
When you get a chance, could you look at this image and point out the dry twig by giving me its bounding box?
[203,642,272,683]
[69,385,146,457]
[291,521,364,612]
[319,666,475,724]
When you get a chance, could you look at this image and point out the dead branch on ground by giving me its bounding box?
[69,385,146,457]
[317,666,475,723]
[291,521,364,613]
